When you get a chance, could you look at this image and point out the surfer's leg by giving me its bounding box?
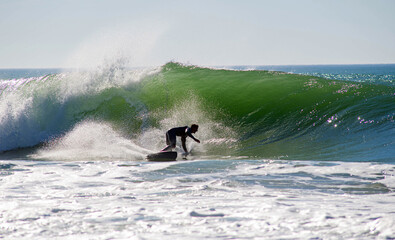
[161,132,176,152]
[161,132,171,151]
[166,132,171,146]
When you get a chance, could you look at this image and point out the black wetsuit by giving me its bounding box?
[166,126,198,148]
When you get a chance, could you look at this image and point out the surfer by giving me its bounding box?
[161,124,200,155]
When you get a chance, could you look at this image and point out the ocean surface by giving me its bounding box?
[0,63,394,239]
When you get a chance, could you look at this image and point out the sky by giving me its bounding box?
[0,0,394,68]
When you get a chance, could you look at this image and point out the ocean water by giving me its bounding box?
[0,63,394,239]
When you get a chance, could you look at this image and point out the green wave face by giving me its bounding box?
[138,63,394,161]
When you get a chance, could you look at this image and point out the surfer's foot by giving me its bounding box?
[160,149,173,152]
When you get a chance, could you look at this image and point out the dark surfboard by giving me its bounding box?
[146,151,177,162]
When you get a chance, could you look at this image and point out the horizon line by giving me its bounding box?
[1,62,395,70]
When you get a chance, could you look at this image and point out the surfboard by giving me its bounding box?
[146,151,177,162]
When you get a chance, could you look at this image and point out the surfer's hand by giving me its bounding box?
[196,139,200,143]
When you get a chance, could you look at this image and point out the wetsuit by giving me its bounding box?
[162,126,199,152]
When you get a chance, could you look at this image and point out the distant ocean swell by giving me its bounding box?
[0,62,394,162]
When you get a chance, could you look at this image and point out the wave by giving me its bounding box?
[1,62,394,162]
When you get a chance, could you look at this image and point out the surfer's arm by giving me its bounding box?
[186,131,200,143]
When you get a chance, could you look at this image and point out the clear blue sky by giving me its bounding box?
[1,0,394,68]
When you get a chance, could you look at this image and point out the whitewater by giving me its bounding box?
[1,62,394,239]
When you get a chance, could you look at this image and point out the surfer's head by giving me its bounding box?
[191,124,199,133]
